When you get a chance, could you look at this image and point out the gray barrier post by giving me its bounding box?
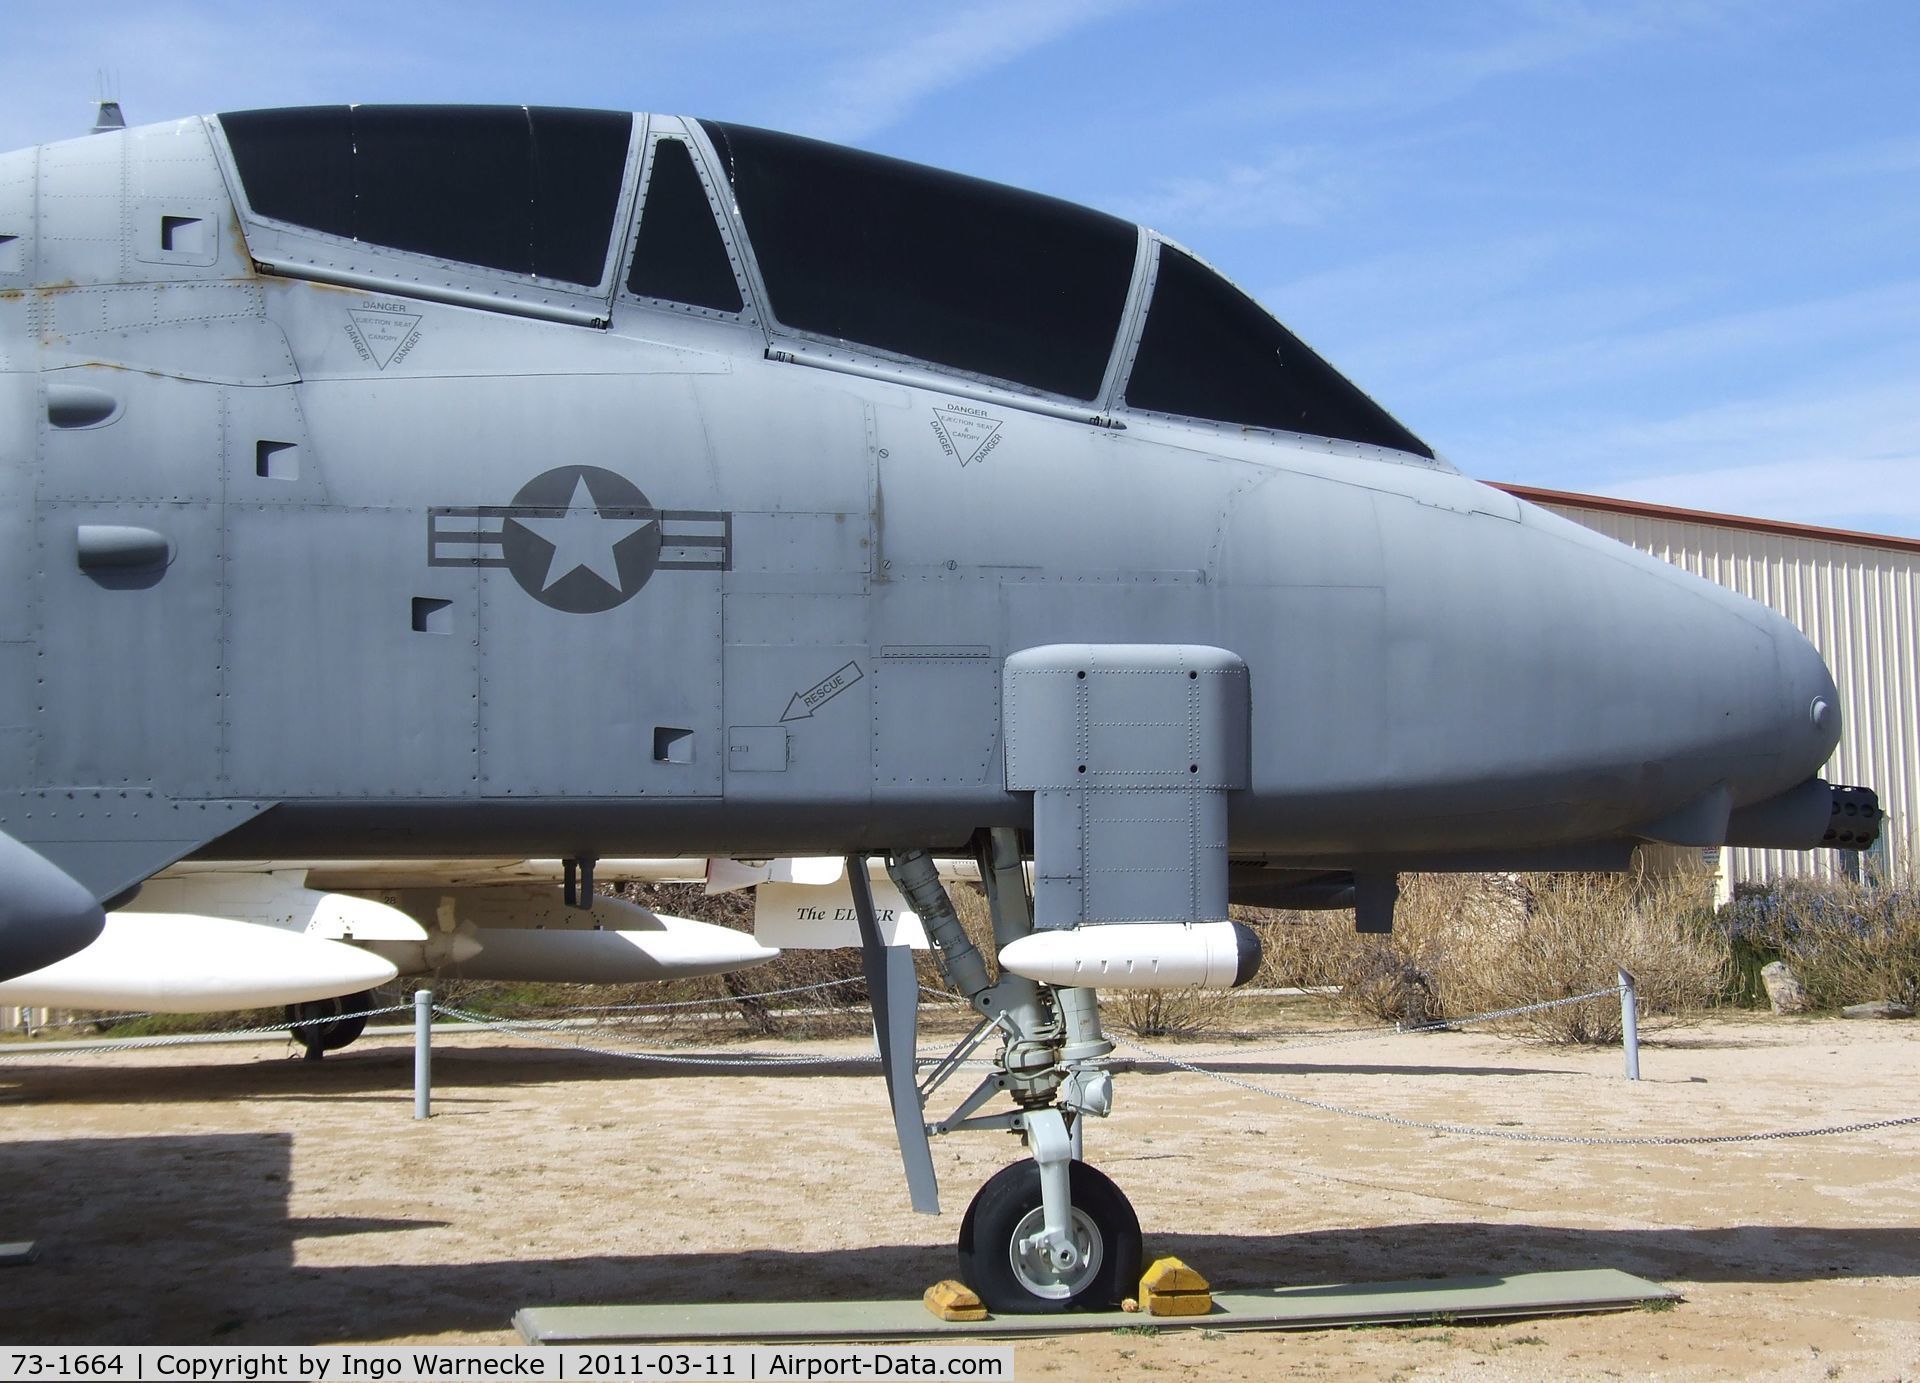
[1618,968,1640,1081]
[414,988,433,1119]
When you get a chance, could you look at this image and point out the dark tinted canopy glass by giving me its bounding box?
[701,121,1136,401]
[626,139,743,313]
[219,106,633,287]
[1125,246,1431,458]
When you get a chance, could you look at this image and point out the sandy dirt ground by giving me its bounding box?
[2,1008,1917,1381]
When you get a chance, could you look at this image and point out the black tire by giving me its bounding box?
[957,1159,1141,1313]
[286,990,372,1059]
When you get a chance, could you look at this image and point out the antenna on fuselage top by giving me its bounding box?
[89,69,125,135]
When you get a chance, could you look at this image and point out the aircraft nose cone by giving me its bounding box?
[1673,569,1843,793]
[1521,500,1841,810]
[1774,614,1843,774]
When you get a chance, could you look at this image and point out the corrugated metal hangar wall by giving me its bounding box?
[1504,485,1917,890]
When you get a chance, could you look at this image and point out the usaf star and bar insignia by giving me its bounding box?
[427,464,731,614]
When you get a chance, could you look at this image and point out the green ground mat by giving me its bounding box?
[517,1267,1678,1343]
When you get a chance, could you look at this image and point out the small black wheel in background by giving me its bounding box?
[957,1158,1141,1313]
[286,989,372,1060]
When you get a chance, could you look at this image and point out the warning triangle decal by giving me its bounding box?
[930,408,1004,467]
[347,310,423,370]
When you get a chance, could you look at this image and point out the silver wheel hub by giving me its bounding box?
[1008,1204,1103,1300]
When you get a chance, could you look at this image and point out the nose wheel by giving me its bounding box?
[958,1159,1141,1313]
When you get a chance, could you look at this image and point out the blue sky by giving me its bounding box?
[6,0,1917,535]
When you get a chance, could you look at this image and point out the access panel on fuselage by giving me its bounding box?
[694,372,875,809]
[224,505,481,798]
[33,369,225,795]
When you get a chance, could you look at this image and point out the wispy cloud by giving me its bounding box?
[0,7,383,149]
[1190,0,1761,127]
[1120,144,1353,231]
[1260,232,1595,358]
[1786,132,1920,180]
[1411,279,1920,404]
[1589,457,1920,534]
[1119,2,1774,260]
[794,0,1146,144]
[1469,362,1920,536]
[1121,117,1479,234]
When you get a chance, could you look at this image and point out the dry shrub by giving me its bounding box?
[1431,873,1725,1043]
[1107,985,1239,1038]
[1238,878,1504,1027]
[1724,879,1920,1010]
[634,881,875,1035]
[1242,872,1724,1043]
[1241,907,1350,990]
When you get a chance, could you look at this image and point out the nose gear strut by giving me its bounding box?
[850,828,1139,1312]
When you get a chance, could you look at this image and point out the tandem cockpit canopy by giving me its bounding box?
[213,105,1429,457]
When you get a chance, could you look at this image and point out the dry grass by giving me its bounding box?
[1242,872,1726,1043]
[1243,907,1350,991]
[1724,878,1920,1011]
[1106,985,1242,1037]
[1429,872,1726,1043]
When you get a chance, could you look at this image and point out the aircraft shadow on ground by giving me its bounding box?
[3,1133,1915,1346]
[0,1045,1579,1109]
[1124,1060,1579,1078]
[0,1044,889,1105]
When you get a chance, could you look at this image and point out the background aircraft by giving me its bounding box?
[0,105,1878,1310]
[0,856,780,1056]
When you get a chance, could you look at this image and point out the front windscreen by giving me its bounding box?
[701,120,1136,401]
[220,106,633,287]
[1125,245,1432,458]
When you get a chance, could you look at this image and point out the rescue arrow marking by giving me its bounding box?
[782,661,864,722]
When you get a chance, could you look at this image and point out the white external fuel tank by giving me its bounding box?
[0,913,399,1010]
[997,920,1262,990]
[347,889,779,982]
[396,918,780,983]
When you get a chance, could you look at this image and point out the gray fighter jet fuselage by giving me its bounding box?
[0,110,1855,881]
[0,106,1877,1311]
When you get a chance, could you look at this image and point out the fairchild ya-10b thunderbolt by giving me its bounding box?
[0,104,1881,1311]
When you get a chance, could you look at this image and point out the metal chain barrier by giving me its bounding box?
[1115,1032,1920,1145]
[431,1003,880,1069]
[432,994,992,1070]
[1177,984,1630,1059]
[547,976,868,1014]
[0,1004,415,1058]
[0,976,974,1065]
[6,1009,159,1032]
[0,974,927,1054]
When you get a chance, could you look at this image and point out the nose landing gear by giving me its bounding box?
[860,832,1139,1312]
